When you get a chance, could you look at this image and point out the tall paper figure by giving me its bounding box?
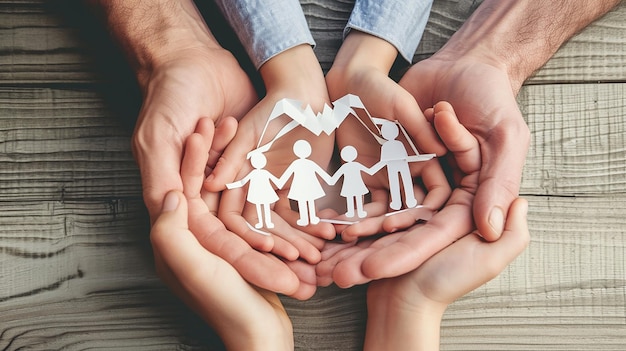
[377,120,419,210]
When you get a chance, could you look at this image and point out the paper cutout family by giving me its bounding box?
[226,94,435,231]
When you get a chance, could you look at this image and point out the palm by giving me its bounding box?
[213,90,336,266]
[317,102,482,288]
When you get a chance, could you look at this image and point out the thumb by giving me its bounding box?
[153,190,189,233]
[473,120,530,241]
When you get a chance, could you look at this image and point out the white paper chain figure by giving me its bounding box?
[226,152,280,229]
[226,94,436,229]
[329,145,377,218]
[278,140,332,226]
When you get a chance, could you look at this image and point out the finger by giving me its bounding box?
[133,132,184,221]
[391,88,447,156]
[415,159,452,210]
[475,197,530,275]
[360,189,475,280]
[473,116,530,241]
[208,116,238,170]
[284,260,318,300]
[218,186,276,253]
[181,133,210,199]
[433,102,481,177]
[205,119,259,192]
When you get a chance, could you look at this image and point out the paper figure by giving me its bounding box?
[225,94,436,230]
[278,140,332,226]
[329,146,377,218]
[377,120,418,210]
[226,152,280,229]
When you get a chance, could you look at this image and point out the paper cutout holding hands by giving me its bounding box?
[329,146,377,218]
[278,140,332,226]
[226,94,436,229]
[226,152,280,229]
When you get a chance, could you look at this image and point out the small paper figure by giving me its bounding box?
[329,145,376,218]
[278,139,332,226]
[226,152,280,229]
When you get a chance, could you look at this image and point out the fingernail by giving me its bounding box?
[162,192,179,212]
[489,207,504,236]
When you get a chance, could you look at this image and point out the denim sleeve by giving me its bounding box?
[345,0,433,63]
[214,0,315,69]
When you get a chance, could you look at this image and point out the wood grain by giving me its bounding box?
[1,1,625,84]
[1,0,625,349]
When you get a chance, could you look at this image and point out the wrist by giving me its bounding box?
[93,0,220,88]
[259,44,329,109]
[332,30,398,74]
[436,0,621,94]
[326,31,398,100]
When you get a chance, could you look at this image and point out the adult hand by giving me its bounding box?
[399,54,530,242]
[151,189,294,351]
[93,0,259,218]
[317,102,486,287]
[363,197,530,350]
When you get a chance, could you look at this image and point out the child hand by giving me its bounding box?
[325,32,450,240]
[206,45,336,264]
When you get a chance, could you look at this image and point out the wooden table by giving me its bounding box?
[1,1,625,349]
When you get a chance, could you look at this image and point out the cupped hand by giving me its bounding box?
[317,102,483,288]
[151,190,294,351]
[399,54,530,241]
[207,45,336,264]
[325,32,450,240]
[362,197,530,350]
[180,118,318,300]
[132,44,258,221]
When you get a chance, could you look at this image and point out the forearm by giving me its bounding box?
[87,0,219,87]
[438,0,621,92]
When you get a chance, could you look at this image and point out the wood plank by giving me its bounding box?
[1,1,625,84]
[441,194,626,350]
[0,88,141,201]
[0,199,226,350]
[281,194,626,350]
[520,83,626,196]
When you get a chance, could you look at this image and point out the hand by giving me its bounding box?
[181,118,318,300]
[325,31,450,240]
[207,45,336,264]
[317,102,485,287]
[151,190,293,351]
[133,43,258,220]
[363,197,530,351]
[399,52,530,242]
